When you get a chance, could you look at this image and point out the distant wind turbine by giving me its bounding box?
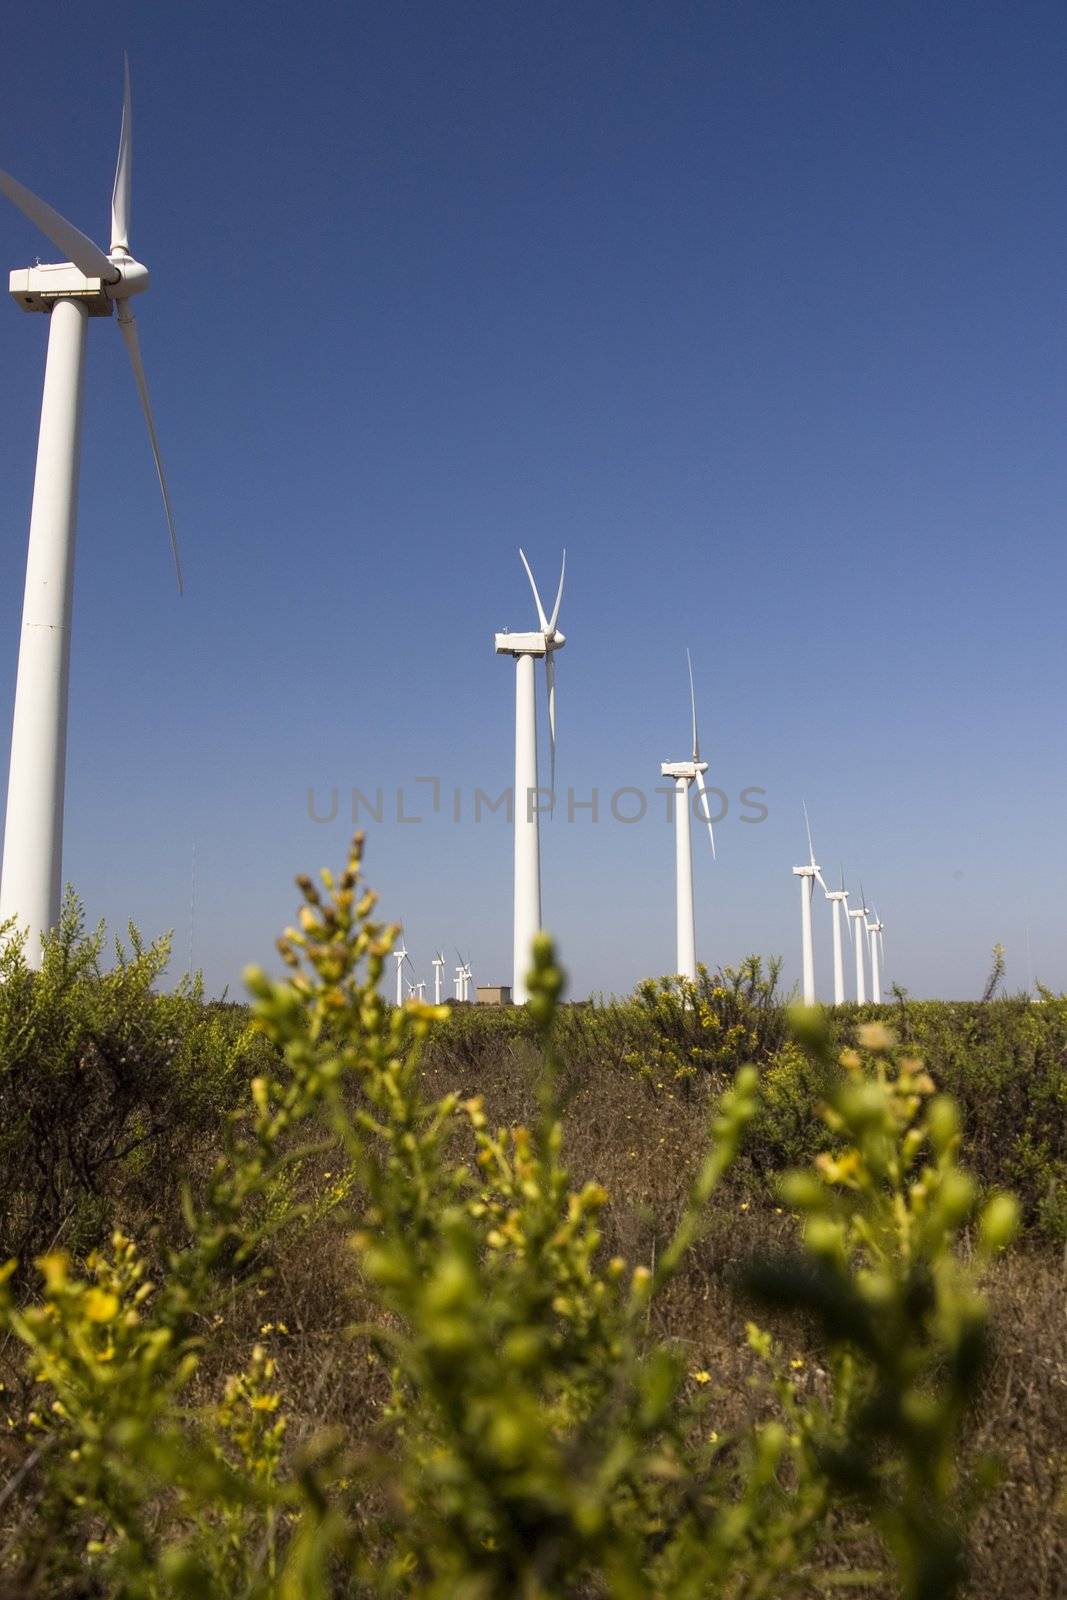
[793,804,828,1005]
[455,949,474,1003]
[660,649,716,981]
[848,882,870,1003]
[825,868,853,1006]
[495,549,566,1002]
[0,56,183,964]
[866,907,885,1003]
[432,951,446,1005]
[393,942,413,1007]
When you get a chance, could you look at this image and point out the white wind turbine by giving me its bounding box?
[495,549,566,1002]
[0,57,182,965]
[866,906,885,1003]
[432,951,446,1005]
[393,942,414,1007]
[824,869,854,1007]
[847,882,870,1003]
[793,804,829,1005]
[455,949,474,1003]
[660,649,716,981]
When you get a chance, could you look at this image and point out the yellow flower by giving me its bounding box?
[83,1288,119,1323]
[691,1369,711,1385]
[789,1357,805,1371]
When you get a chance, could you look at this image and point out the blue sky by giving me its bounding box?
[1,0,1065,1001]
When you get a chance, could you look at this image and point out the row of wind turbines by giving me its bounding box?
[794,805,887,1005]
[0,58,890,1009]
[495,551,888,1005]
[393,945,473,1006]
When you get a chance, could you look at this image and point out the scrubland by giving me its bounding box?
[0,848,1061,1598]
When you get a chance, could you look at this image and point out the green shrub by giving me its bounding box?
[0,842,1017,1598]
[0,891,275,1270]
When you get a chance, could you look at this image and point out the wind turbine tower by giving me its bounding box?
[495,549,565,1002]
[866,907,885,1003]
[660,650,716,981]
[848,885,869,1003]
[393,942,413,1007]
[432,951,445,1005]
[825,871,853,1006]
[793,805,828,1005]
[0,57,182,965]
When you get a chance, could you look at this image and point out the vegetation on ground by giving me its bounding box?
[0,843,1060,1597]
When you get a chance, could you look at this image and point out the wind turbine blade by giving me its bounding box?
[694,769,716,859]
[687,648,699,761]
[116,307,184,594]
[842,902,854,944]
[546,652,557,795]
[803,801,816,868]
[814,866,829,894]
[110,53,132,253]
[0,167,118,281]
[518,548,549,631]
[547,548,566,632]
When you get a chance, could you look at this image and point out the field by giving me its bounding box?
[0,857,1063,1597]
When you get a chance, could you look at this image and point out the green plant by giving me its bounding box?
[0,845,1021,1598]
[0,891,272,1272]
[745,1016,1019,1600]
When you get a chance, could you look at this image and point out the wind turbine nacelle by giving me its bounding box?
[495,630,548,656]
[10,255,148,314]
[10,263,114,315]
[660,760,706,780]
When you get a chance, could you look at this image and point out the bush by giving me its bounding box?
[0,842,1018,1598]
[0,892,275,1271]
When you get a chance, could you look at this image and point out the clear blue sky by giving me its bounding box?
[1,0,1065,1001]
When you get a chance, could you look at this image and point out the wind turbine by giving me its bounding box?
[393,942,414,1007]
[793,804,828,1005]
[432,951,446,1005]
[825,869,853,1007]
[495,549,565,1002]
[455,949,474,1003]
[847,882,870,1003]
[660,649,716,981]
[866,906,885,1003]
[0,57,182,965]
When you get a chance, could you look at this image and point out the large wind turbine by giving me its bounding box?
[847,883,870,1003]
[660,650,716,981]
[495,549,565,1002]
[793,805,828,1005]
[824,870,853,1007]
[0,57,181,965]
